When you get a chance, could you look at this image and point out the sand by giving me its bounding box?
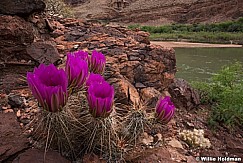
[150,41,243,48]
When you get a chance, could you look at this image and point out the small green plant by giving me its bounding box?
[45,0,73,17]
[192,62,243,129]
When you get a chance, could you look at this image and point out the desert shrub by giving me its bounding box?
[127,24,140,30]
[139,26,153,32]
[129,17,243,34]
[128,18,243,43]
[192,62,243,128]
[45,0,73,17]
[238,17,243,23]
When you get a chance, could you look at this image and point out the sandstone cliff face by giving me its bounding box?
[73,0,243,25]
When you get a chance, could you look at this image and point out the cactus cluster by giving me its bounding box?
[27,49,176,161]
[179,129,211,148]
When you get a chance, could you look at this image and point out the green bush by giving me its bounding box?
[192,62,243,128]
[149,32,243,43]
[128,17,243,34]
[128,24,141,30]
[128,17,243,43]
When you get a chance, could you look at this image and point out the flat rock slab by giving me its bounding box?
[13,149,70,163]
[26,41,60,64]
[0,113,29,162]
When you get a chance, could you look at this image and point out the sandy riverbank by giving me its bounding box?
[150,41,243,48]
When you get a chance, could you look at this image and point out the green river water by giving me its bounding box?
[175,47,243,82]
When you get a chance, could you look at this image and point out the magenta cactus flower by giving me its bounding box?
[89,50,106,74]
[65,53,89,89]
[27,64,68,112]
[72,50,89,61]
[87,81,114,118]
[155,96,175,124]
[86,73,105,87]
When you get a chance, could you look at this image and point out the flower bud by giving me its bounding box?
[155,96,175,124]
[87,81,114,118]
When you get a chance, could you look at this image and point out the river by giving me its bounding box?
[175,47,243,82]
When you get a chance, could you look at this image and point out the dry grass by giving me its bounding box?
[119,101,152,146]
[30,91,89,160]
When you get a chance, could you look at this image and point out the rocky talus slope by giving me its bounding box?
[73,0,243,25]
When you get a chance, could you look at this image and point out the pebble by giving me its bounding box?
[135,82,146,88]
[73,44,79,49]
[2,106,8,110]
[56,45,65,50]
[4,109,14,113]
[186,122,195,129]
[59,54,65,58]
[155,133,162,141]
[142,132,154,146]
[20,118,31,125]
[16,110,21,117]
[25,108,31,113]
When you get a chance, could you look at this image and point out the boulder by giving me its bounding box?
[168,78,200,109]
[117,45,176,90]
[0,0,45,16]
[50,17,176,91]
